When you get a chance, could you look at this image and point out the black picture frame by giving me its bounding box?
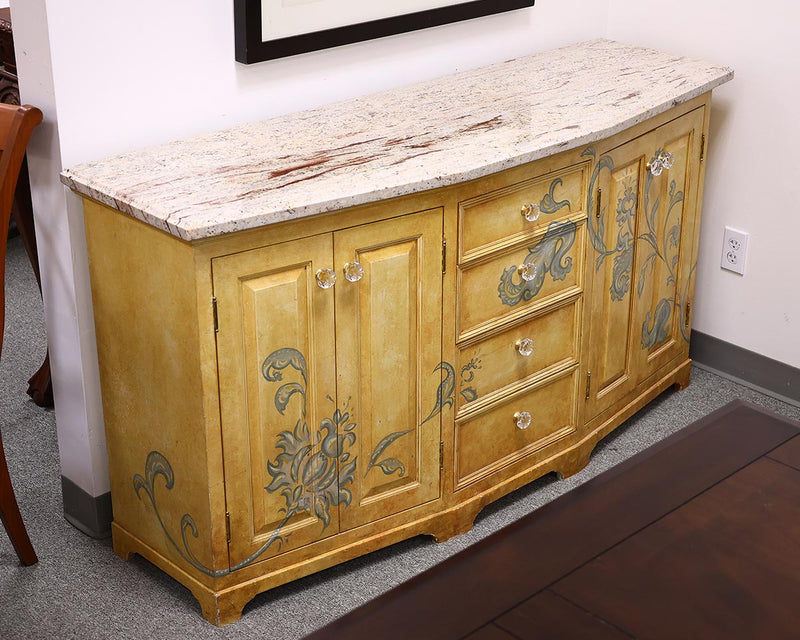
[234,0,536,64]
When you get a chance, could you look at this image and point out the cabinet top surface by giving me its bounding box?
[61,39,732,241]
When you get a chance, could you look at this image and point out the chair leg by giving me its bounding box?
[11,157,54,408]
[0,432,37,565]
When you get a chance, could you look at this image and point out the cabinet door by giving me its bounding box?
[213,234,340,568]
[335,208,443,530]
[584,108,704,421]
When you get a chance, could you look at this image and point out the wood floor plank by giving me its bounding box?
[462,623,519,640]
[495,589,632,639]
[306,401,799,640]
[768,434,800,471]
[552,458,800,639]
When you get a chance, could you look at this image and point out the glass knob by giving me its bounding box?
[648,157,663,177]
[315,268,337,289]
[521,203,541,222]
[514,411,532,430]
[343,261,364,282]
[518,262,537,282]
[516,338,535,357]
[661,151,674,170]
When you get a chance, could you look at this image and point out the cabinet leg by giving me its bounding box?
[112,531,135,562]
[427,505,481,543]
[556,445,592,480]
[194,590,247,627]
[672,362,692,391]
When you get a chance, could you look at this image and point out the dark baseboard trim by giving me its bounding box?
[690,330,800,408]
[61,476,112,539]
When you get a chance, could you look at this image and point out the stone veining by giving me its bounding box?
[61,40,732,241]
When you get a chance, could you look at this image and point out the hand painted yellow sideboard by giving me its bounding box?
[64,41,732,624]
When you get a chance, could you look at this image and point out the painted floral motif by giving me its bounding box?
[262,348,357,529]
[133,450,286,578]
[582,144,692,348]
[364,430,412,478]
[134,451,232,578]
[134,346,420,575]
[422,358,483,424]
[539,177,572,215]
[638,167,684,349]
[497,220,577,307]
[422,362,456,424]
[583,146,617,276]
[459,357,483,403]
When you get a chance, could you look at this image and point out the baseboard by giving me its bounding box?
[61,476,112,539]
[690,331,800,408]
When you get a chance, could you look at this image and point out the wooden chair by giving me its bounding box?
[1,103,43,566]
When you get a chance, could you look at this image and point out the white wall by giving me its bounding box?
[12,1,610,501]
[607,0,800,368]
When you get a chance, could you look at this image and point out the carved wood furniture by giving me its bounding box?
[61,41,732,624]
[0,103,43,566]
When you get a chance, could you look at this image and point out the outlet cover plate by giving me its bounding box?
[721,226,749,275]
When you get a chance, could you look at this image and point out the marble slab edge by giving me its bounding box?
[61,41,733,242]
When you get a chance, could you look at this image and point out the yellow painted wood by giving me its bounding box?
[213,234,339,566]
[456,297,580,414]
[79,94,713,625]
[457,219,585,338]
[583,106,705,421]
[335,208,443,529]
[83,200,228,580]
[455,368,579,488]
[459,163,587,259]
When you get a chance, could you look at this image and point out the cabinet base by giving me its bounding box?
[110,359,692,625]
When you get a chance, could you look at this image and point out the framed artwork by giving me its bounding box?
[234,0,536,64]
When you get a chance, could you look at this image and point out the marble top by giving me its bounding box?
[61,39,732,241]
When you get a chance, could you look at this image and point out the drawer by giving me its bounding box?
[459,163,587,260]
[455,369,578,488]
[456,299,580,413]
[458,218,584,340]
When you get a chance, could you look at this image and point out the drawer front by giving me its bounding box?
[455,369,578,488]
[459,164,587,259]
[458,219,584,339]
[456,299,580,413]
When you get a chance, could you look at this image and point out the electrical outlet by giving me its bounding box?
[720,226,748,275]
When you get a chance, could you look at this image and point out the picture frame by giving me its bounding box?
[234,0,536,64]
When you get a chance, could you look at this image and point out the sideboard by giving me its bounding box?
[62,40,732,625]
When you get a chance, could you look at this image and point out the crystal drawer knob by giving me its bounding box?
[514,411,532,430]
[648,156,663,176]
[343,261,364,282]
[521,203,541,222]
[648,150,674,177]
[518,262,537,282]
[516,338,535,357]
[315,268,337,289]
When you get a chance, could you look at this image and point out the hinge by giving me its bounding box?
[225,512,231,544]
[212,297,219,333]
[585,371,591,400]
[700,134,705,163]
[439,441,444,471]
[595,188,602,219]
[685,300,692,328]
[442,238,447,274]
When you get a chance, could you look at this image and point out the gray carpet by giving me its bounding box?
[2,233,799,639]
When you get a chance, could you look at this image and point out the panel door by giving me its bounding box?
[213,234,340,568]
[631,108,704,384]
[584,108,704,421]
[334,208,443,530]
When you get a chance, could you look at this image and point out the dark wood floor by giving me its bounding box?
[306,400,800,640]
